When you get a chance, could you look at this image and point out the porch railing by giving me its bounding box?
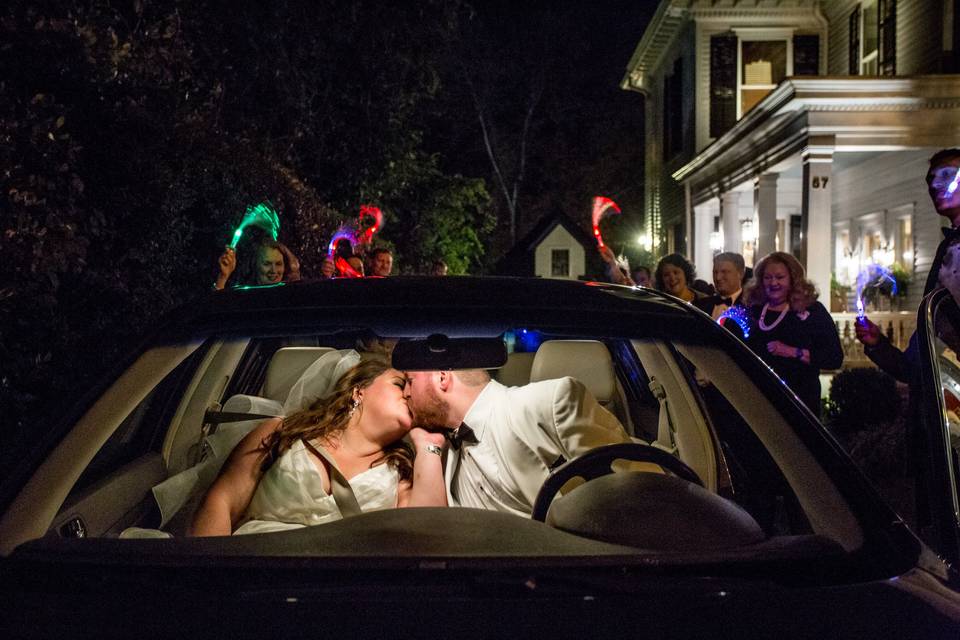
[830,311,916,368]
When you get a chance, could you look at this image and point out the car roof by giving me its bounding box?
[171,276,712,340]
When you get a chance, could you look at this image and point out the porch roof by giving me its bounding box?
[672,76,960,205]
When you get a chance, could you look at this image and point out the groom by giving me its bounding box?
[403,368,648,517]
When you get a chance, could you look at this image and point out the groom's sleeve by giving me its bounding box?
[550,377,631,458]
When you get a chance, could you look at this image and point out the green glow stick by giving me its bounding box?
[229,202,281,249]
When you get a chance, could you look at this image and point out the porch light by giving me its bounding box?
[709,231,724,252]
[871,243,895,267]
[637,232,652,251]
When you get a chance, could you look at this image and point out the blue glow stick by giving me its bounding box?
[717,306,751,339]
[855,263,898,322]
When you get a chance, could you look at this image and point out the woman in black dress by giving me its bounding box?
[744,252,843,416]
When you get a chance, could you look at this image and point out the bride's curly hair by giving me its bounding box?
[259,349,414,481]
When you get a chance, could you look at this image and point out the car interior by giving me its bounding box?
[0,325,865,562]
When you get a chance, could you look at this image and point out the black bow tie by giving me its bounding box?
[447,423,478,450]
[720,297,734,306]
[943,227,960,239]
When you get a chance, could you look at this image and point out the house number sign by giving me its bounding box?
[811,176,830,189]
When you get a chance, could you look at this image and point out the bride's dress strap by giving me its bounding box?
[302,439,362,518]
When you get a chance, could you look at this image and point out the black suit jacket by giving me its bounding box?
[693,292,742,317]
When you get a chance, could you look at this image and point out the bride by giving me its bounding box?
[189,348,447,536]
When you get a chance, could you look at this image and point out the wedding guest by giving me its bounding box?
[744,252,843,416]
[655,254,708,304]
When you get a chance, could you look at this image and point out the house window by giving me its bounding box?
[740,40,787,117]
[663,56,684,160]
[893,206,914,273]
[551,249,570,277]
[741,218,757,267]
[789,214,803,259]
[878,0,896,75]
[672,222,686,256]
[861,0,879,75]
[711,30,820,134]
[850,0,895,76]
[835,227,854,286]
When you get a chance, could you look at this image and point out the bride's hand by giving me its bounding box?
[409,427,447,450]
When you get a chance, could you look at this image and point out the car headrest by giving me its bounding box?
[261,347,335,402]
[495,352,536,387]
[529,340,616,404]
[221,393,284,417]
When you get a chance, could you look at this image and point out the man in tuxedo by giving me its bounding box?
[694,252,746,319]
[403,369,645,517]
[853,149,960,539]
[856,148,960,377]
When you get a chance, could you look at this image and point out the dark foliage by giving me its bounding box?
[0,0,493,447]
[824,367,901,432]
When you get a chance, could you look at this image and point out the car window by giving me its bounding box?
[67,347,206,498]
[2,317,873,568]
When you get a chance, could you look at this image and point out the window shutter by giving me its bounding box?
[793,34,820,76]
[879,0,896,75]
[710,32,737,138]
[849,6,861,75]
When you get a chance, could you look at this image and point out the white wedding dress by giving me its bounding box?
[232,440,399,535]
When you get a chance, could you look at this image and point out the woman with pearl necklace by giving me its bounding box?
[743,252,844,417]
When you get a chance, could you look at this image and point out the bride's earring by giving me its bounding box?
[349,397,361,417]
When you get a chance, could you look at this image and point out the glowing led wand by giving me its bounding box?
[591,196,621,249]
[229,202,281,249]
[855,264,898,322]
[948,171,960,197]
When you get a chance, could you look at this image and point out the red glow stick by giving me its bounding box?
[356,204,383,247]
[591,196,621,248]
[334,256,363,278]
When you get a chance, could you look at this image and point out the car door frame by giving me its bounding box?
[916,287,960,566]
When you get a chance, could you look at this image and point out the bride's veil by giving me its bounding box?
[282,348,362,415]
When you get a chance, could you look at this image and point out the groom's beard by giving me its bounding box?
[411,385,451,430]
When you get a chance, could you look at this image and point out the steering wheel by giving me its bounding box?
[531,442,704,522]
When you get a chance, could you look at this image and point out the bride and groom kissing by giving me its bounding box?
[189,346,637,536]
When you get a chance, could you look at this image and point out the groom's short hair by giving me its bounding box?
[453,369,490,387]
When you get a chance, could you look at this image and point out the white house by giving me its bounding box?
[495,212,599,280]
[622,0,960,313]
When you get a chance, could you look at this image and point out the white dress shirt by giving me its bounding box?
[711,288,743,320]
[446,377,632,517]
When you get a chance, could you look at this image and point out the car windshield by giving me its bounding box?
[0,280,909,583]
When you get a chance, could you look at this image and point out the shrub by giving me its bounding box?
[825,367,900,432]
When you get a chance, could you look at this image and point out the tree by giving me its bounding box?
[0,0,493,452]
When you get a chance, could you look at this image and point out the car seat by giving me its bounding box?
[528,340,632,430]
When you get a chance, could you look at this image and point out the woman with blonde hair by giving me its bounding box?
[190,349,446,536]
[743,252,843,416]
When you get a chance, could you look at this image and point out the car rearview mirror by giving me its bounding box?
[392,335,507,371]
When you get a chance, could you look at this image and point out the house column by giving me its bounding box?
[720,191,741,253]
[801,136,835,299]
[694,200,716,277]
[754,173,778,259]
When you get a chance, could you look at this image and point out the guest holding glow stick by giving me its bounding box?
[856,148,960,377]
[214,240,301,290]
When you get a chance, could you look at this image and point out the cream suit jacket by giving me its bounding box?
[445,377,632,516]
